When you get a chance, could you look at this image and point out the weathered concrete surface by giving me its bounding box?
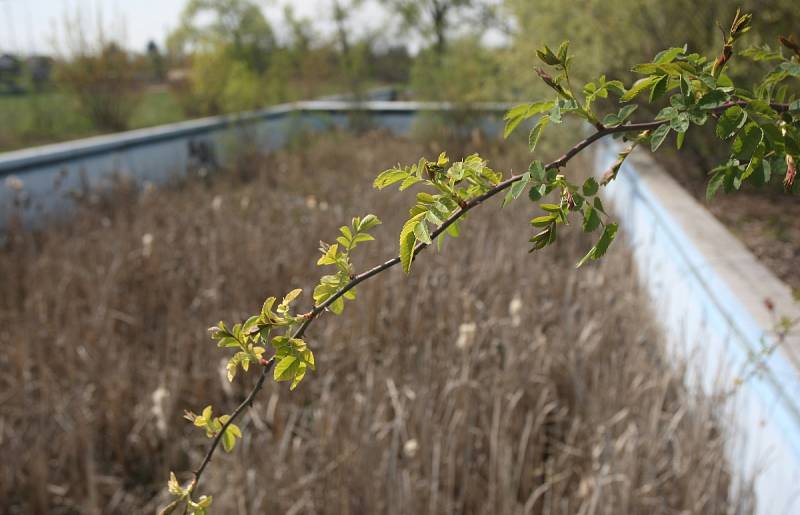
[0,99,511,228]
[596,138,800,515]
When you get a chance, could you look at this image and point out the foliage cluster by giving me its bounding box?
[55,42,144,132]
[166,0,404,116]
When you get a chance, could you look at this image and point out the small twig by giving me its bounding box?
[191,358,274,492]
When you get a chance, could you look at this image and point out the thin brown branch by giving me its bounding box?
[185,99,789,496]
[191,358,274,492]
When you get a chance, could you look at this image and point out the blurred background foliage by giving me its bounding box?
[499,0,800,174]
[0,0,797,156]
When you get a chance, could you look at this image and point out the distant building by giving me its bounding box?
[0,53,23,93]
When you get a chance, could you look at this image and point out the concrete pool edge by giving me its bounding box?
[595,137,800,515]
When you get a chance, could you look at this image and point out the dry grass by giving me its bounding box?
[0,131,750,514]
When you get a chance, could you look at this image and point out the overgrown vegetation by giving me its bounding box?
[1,3,798,512]
[149,9,799,513]
[0,133,751,513]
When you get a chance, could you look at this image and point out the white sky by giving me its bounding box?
[0,0,388,55]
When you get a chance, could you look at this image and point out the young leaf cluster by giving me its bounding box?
[271,335,316,390]
[209,318,268,383]
[160,472,212,515]
[184,405,243,452]
[374,153,501,273]
[313,214,382,313]
[612,10,799,197]
[524,165,617,267]
[503,9,797,266]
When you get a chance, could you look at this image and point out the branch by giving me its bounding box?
[191,358,274,493]
[186,99,790,495]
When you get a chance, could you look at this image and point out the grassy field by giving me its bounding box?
[0,88,185,153]
[0,131,751,514]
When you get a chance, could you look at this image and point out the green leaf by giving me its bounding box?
[761,158,773,184]
[528,184,546,202]
[221,427,236,452]
[529,225,557,251]
[621,76,659,101]
[697,90,727,109]
[706,170,727,200]
[399,214,424,274]
[716,106,746,139]
[329,296,345,315]
[679,75,691,97]
[556,41,570,63]
[582,205,601,232]
[593,197,606,215]
[413,221,432,244]
[359,214,382,231]
[317,244,339,266]
[446,221,460,238]
[780,62,800,77]
[290,362,307,390]
[577,223,618,267]
[504,173,531,207]
[616,104,638,124]
[655,106,677,121]
[398,175,421,191]
[351,233,375,245]
[604,80,625,97]
[654,46,685,64]
[741,143,765,182]
[631,63,658,75]
[732,122,763,160]
[594,223,618,258]
[582,177,599,196]
[537,45,561,66]
[503,101,555,138]
[529,161,546,183]
[531,214,557,227]
[503,103,529,122]
[650,124,670,151]
[670,113,690,133]
[217,336,239,349]
[194,495,213,509]
[602,113,620,127]
[503,105,529,138]
[167,472,184,496]
[374,168,408,189]
[528,116,550,152]
[741,44,783,62]
[549,103,562,124]
[274,355,298,382]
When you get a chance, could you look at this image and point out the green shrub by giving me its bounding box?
[55,42,144,132]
